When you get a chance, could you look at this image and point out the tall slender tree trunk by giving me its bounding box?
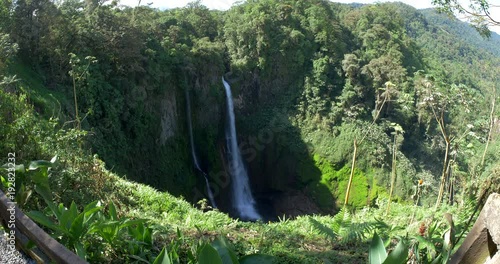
[446,150,457,205]
[72,76,80,130]
[435,139,450,208]
[344,89,389,207]
[344,139,357,206]
[386,133,398,215]
[481,97,496,166]
[448,173,454,205]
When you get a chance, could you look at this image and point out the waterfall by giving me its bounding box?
[185,87,217,208]
[222,77,261,220]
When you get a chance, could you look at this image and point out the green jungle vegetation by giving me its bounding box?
[0,0,499,263]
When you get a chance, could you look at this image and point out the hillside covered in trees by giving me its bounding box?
[0,0,499,263]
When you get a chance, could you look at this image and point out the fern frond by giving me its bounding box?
[309,217,338,241]
[340,218,389,245]
[310,210,389,245]
[341,222,368,244]
[332,208,349,233]
[373,218,390,230]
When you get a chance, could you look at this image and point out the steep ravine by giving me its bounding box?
[178,74,335,219]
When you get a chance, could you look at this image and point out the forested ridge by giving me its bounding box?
[0,0,499,263]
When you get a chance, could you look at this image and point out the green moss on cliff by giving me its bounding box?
[333,165,369,208]
[298,154,373,210]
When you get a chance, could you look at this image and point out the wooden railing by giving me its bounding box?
[450,193,500,264]
[0,189,87,264]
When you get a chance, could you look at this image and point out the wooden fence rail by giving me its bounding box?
[0,189,87,264]
[451,193,500,264]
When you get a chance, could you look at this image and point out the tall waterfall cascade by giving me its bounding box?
[185,87,217,208]
[222,77,261,220]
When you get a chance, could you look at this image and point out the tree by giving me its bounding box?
[481,90,497,166]
[417,77,452,208]
[11,0,62,62]
[0,33,18,74]
[68,53,96,130]
[344,81,399,206]
[432,0,500,37]
[386,123,404,214]
[415,75,475,208]
[0,0,13,30]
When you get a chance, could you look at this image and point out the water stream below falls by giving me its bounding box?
[222,77,261,221]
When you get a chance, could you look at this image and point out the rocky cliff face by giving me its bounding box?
[173,72,331,218]
[159,93,178,145]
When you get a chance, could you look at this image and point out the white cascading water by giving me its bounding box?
[222,77,261,220]
[185,87,217,208]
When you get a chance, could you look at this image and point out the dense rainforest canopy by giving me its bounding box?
[0,0,499,263]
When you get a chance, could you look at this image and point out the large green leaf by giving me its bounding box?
[197,244,223,264]
[212,238,239,264]
[120,218,148,230]
[15,164,25,172]
[83,201,101,214]
[34,183,52,200]
[108,202,118,221]
[82,201,101,225]
[153,247,172,264]
[413,235,436,255]
[26,211,66,234]
[16,183,32,206]
[28,160,52,170]
[383,238,408,264]
[70,205,101,240]
[127,221,147,241]
[431,254,442,264]
[128,225,141,241]
[369,232,387,264]
[67,202,79,229]
[239,254,274,264]
[34,184,55,215]
[142,224,152,246]
[74,241,86,260]
[59,205,72,231]
[0,175,8,189]
[69,211,85,240]
[89,221,120,243]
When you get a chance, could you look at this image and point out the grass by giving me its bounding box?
[8,61,69,120]
[1,116,477,263]
[41,153,476,263]
[60,158,374,263]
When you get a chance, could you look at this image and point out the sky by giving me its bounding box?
[120,0,500,34]
[120,0,435,10]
